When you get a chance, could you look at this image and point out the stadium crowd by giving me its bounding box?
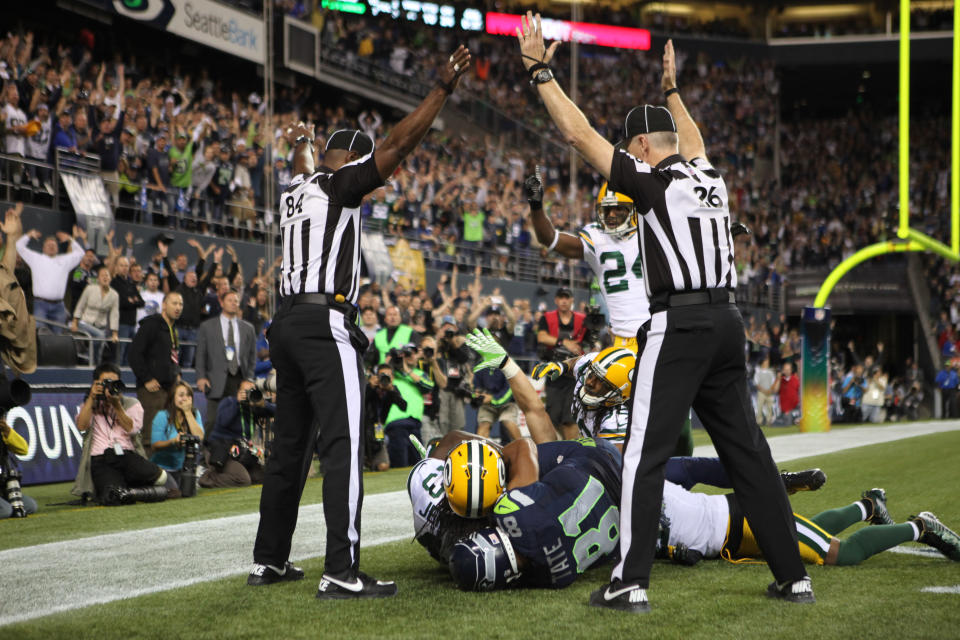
[0,8,955,513]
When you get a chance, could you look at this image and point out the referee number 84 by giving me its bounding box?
[285,194,304,217]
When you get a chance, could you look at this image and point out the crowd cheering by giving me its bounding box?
[0,9,956,513]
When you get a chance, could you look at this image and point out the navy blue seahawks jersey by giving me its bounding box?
[493,438,622,588]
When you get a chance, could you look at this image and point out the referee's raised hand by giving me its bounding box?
[661,39,677,92]
[440,45,472,92]
[283,121,314,147]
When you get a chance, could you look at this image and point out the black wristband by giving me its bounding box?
[528,200,543,211]
[528,62,550,77]
[664,87,679,98]
[294,135,313,148]
[436,80,455,95]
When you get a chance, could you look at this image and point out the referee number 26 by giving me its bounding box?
[285,194,304,217]
[693,186,723,208]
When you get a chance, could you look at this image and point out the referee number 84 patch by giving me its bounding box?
[285,194,304,217]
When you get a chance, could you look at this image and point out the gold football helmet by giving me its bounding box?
[595,182,638,238]
[443,440,506,518]
[577,346,636,409]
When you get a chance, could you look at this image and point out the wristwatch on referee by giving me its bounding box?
[294,135,313,148]
[529,63,554,86]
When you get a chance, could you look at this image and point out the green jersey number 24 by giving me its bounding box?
[599,251,643,294]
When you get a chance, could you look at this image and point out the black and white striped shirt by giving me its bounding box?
[278,154,383,302]
[609,150,737,296]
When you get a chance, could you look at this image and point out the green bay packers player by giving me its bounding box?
[655,483,960,574]
[407,332,825,568]
[525,174,694,455]
[528,175,645,349]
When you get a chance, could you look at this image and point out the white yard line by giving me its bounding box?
[2,419,959,626]
[920,586,960,594]
[0,491,413,626]
[692,420,960,462]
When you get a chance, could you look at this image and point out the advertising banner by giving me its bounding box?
[102,0,265,64]
[6,392,207,486]
[486,13,651,50]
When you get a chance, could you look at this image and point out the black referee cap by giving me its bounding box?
[325,129,374,156]
[620,105,677,144]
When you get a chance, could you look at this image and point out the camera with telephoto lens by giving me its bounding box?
[423,346,435,360]
[0,440,27,518]
[582,305,607,347]
[255,370,276,394]
[378,373,392,388]
[0,377,31,413]
[178,433,202,498]
[99,379,126,396]
[387,348,405,372]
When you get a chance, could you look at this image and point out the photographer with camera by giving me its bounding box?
[149,381,204,492]
[75,363,177,505]
[369,305,419,367]
[363,364,407,472]
[840,363,868,423]
[0,417,37,518]
[383,343,434,467]
[415,335,448,443]
[200,386,272,488]
[436,315,472,435]
[537,287,585,439]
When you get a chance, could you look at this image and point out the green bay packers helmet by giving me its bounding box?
[443,440,506,518]
[595,182,638,239]
[577,346,637,410]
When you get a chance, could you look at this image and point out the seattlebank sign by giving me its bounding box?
[106,0,265,64]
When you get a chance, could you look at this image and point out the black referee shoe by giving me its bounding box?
[767,577,815,604]
[247,561,305,586]
[316,570,398,600]
[588,580,651,613]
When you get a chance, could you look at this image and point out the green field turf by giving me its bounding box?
[4,429,960,639]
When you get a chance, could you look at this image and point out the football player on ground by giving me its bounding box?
[412,331,823,590]
[654,484,960,568]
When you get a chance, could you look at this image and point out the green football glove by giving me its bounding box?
[465,328,507,373]
[409,434,428,460]
[531,361,567,382]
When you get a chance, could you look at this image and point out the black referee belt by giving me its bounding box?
[654,288,735,309]
[281,293,356,317]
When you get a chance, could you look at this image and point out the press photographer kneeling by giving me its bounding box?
[76,364,179,505]
[201,386,271,488]
[150,381,205,496]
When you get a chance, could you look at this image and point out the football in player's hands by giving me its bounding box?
[531,361,565,381]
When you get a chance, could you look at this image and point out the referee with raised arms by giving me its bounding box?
[516,15,810,612]
[249,45,472,599]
